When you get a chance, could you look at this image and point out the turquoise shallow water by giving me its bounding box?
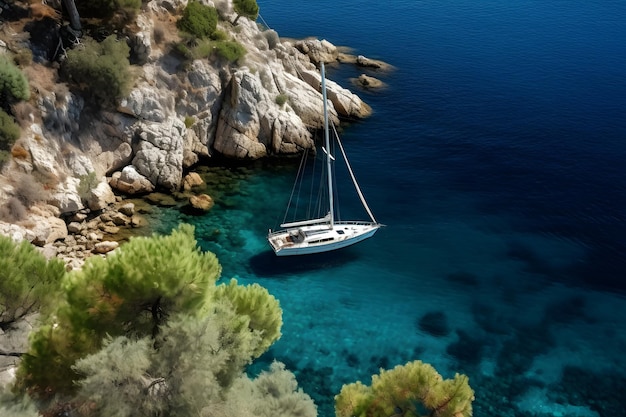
[154,0,626,416]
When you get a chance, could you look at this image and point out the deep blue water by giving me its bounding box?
[157,1,626,416]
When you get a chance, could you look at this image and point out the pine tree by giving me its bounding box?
[335,360,475,417]
[0,235,65,331]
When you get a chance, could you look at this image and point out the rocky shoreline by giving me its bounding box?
[0,0,392,269]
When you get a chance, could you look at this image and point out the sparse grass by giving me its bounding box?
[23,63,58,95]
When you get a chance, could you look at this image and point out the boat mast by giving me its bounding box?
[321,62,334,228]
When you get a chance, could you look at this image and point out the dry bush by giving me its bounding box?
[11,171,49,207]
[29,2,61,21]
[11,100,38,127]
[23,63,58,95]
[0,196,28,222]
[11,143,30,160]
[153,22,166,45]
[151,14,181,51]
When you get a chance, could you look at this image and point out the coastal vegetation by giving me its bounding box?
[176,2,247,63]
[233,0,259,25]
[61,35,134,108]
[0,55,29,162]
[335,360,474,417]
[1,226,474,417]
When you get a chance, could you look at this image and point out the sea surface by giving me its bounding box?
[155,1,626,416]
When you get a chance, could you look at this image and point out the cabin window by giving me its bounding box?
[310,237,334,244]
[337,230,345,235]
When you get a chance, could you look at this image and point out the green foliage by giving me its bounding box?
[62,35,133,108]
[275,93,288,107]
[227,362,317,417]
[72,310,288,417]
[65,223,221,337]
[0,234,65,329]
[214,278,282,358]
[184,116,195,128]
[0,390,39,417]
[0,109,20,150]
[72,336,155,417]
[186,38,214,60]
[0,55,30,108]
[233,0,259,23]
[213,40,247,63]
[177,2,219,39]
[335,360,475,417]
[77,172,99,201]
[17,224,222,397]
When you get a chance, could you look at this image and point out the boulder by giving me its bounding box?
[118,202,135,216]
[189,194,214,212]
[30,215,68,246]
[294,38,338,64]
[109,166,155,195]
[132,118,185,191]
[354,74,386,89]
[48,177,84,214]
[182,172,204,191]
[87,180,116,211]
[93,241,119,254]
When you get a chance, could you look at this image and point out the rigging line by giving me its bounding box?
[332,123,379,223]
[282,148,309,225]
[257,14,271,30]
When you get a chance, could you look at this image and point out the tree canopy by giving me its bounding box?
[16,224,223,396]
[0,55,30,110]
[0,234,65,331]
[177,1,219,38]
[61,35,133,108]
[335,360,475,417]
[233,0,259,25]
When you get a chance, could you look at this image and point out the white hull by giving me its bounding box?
[268,222,381,256]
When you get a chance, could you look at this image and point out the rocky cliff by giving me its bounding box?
[0,0,379,262]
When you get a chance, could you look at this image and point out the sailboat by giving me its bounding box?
[267,62,382,256]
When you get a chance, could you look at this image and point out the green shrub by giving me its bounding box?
[233,0,259,24]
[275,93,288,107]
[0,109,20,150]
[214,40,246,63]
[211,29,229,41]
[77,171,99,201]
[62,35,134,108]
[335,360,474,417]
[184,116,195,128]
[177,2,219,39]
[0,55,30,108]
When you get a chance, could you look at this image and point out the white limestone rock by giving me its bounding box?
[294,38,339,64]
[93,240,119,254]
[109,165,155,194]
[87,180,116,211]
[214,68,313,159]
[132,117,185,190]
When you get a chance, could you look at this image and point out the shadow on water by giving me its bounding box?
[249,249,360,278]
